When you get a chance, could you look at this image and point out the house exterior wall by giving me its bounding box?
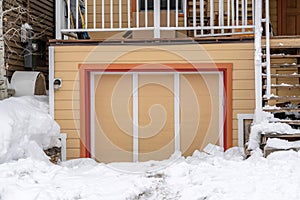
[3,0,54,77]
[53,42,255,160]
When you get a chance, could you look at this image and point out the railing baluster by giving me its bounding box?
[119,0,122,28]
[93,0,99,29]
[176,0,179,27]
[236,0,239,26]
[219,0,224,34]
[200,0,204,35]
[193,0,196,28]
[68,0,71,29]
[265,0,271,99]
[76,0,79,29]
[128,0,131,28]
[245,0,248,25]
[242,0,245,32]
[227,0,230,26]
[167,0,170,27]
[154,0,160,38]
[85,0,88,29]
[252,0,254,26]
[210,0,214,34]
[183,0,187,27]
[101,0,104,28]
[136,0,139,28]
[110,0,113,28]
[145,0,148,27]
[231,0,235,32]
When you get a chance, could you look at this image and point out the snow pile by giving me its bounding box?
[248,112,298,150]
[2,147,300,199]
[0,96,60,163]
[266,138,300,150]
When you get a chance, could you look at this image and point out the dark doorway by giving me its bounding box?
[278,0,300,35]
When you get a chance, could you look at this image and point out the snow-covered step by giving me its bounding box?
[262,54,300,58]
[263,84,300,89]
[262,73,300,78]
[268,63,300,68]
[273,119,300,125]
[262,108,300,113]
[263,96,300,101]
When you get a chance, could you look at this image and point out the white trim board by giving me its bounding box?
[237,114,254,147]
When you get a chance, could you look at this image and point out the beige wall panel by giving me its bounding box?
[67,149,81,159]
[180,74,220,157]
[67,138,81,148]
[61,130,80,139]
[57,81,79,91]
[55,71,79,81]
[232,109,254,118]
[232,139,238,147]
[94,74,133,163]
[232,90,255,100]
[233,100,255,110]
[55,100,80,110]
[56,119,80,130]
[138,74,174,161]
[55,91,79,100]
[55,110,80,120]
[232,80,255,90]
[232,70,255,80]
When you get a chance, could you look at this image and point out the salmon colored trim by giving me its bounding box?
[79,63,233,157]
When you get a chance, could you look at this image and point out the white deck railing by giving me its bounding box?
[55,0,256,39]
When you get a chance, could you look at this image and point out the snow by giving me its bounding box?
[2,96,300,199]
[0,96,60,163]
[1,148,300,199]
[248,111,300,150]
[266,138,300,150]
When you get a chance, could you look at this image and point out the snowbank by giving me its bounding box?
[1,147,300,200]
[0,96,60,163]
[248,112,299,150]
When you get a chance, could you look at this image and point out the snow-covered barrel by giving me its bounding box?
[10,71,46,96]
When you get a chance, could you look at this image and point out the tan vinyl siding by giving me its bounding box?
[54,42,255,159]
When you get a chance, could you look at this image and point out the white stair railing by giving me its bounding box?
[254,0,270,123]
[56,0,256,39]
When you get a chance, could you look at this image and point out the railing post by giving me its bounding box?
[265,0,271,99]
[55,0,62,39]
[154,0,160,38]
[254,0,263,123]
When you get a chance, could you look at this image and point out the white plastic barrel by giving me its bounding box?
[10,71,45,96]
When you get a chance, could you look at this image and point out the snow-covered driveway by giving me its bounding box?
[1,149,300,200]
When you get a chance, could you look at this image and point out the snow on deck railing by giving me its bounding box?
[55,0,255,39]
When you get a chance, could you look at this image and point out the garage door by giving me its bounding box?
[91,72,223,163]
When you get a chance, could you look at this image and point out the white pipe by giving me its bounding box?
[265,0,271,99]
[254,0,263,123]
